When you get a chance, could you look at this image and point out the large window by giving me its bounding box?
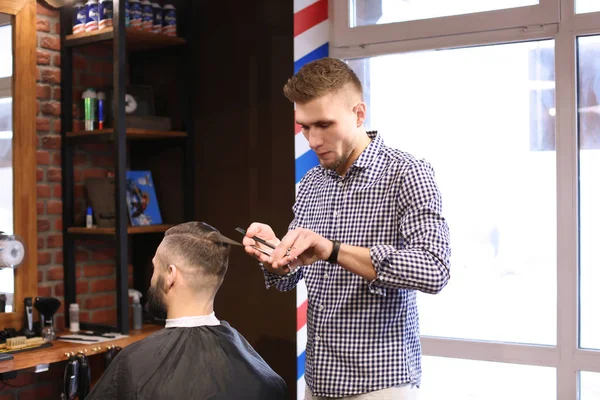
[578,34,600,351]
[349,40,557,345]
[327,0,600,399]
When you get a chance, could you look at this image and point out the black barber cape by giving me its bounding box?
[86,321,288,400]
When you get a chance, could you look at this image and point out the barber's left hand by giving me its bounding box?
[269,228,334,269]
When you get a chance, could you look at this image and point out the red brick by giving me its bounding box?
[38,285,53,297]
[84,263,114,277]
[54,282,89,296]
[81,44,112,58]
[38,269,43,283]
[36,83,51,100]
[40,35,60,51]
[92,247,116,260]
[36,99,40,114]
[75,184,85,197]
[47,200,62,214]
[38,251,52,265]
[47,168,61,181]
[55,250,62,264]
[41,134,61,149]
[47,266,63,281]
[53,53,61,67]
[91,278,116,293]
[37,117,50,132]
[54,315,65,332]
[55,217,63,231]
[36,150,51,166]
[37,2,59,17]
[36,18,51,32]
[73,154,88,166]
[47,234,63,248]
[90,61,113,75]
[91,309,116,324]
[76,249,89,262]
[37,51,51,68]
[41,68,60,84]
[83,168,108,179]
[41,101,61,116]
[52,87,61,101]
[38,236,44,249]
[73,54,87,70]
[91,154,115,168]
[53,184,62,198]
[36,203,45,218]
[36,168,44,182]
[52,152,61,166]
[54,22,60,35]
[86,294,115,309]
[80,73,110,88]
[36,183,52,197]
[37,219,51,232]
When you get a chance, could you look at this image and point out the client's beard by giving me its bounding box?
[145,275,168,321]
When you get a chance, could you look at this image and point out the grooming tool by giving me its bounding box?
[34,297,61,340]
[4,336,44,350]
[0,353,13,362]
[55,337,100,342]
[77,331,116,338]
[22,297,35,338]
[235,227,276,250]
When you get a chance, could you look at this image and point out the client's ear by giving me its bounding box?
[166,264,178,288]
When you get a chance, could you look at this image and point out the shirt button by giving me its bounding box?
[333,211,338,217]
[324,273,329,279]
[318,304,324,311]
[338,181,343,187]
[315,335,321,342]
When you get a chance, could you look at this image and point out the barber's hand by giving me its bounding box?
[269,228,334,270]
[242,222,288,276]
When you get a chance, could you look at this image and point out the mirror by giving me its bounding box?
[0,0,37,330]
[0,12,14,312]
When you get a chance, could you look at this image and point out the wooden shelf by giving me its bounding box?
[66,128,187,142]
[68,224,174,236]
[64,27,186,51]
[0,324,161,374]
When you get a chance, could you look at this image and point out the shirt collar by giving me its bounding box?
[165,312,220,328]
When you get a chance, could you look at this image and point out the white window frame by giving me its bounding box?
[332,0,560,49]
[330,0,600,398]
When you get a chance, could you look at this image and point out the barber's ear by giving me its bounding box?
[353,102,366,128]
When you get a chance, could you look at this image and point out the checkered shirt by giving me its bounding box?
[263,131,451,397]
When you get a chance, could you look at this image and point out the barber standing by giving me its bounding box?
[242,57,451,400]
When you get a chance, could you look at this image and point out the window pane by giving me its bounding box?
[421,357,555,399]
[0,24,11,78]
[578,35,600,350]
[348,40,557,345]
[576,0,600,14]
[581,371,600,399]
[351,0,538,26]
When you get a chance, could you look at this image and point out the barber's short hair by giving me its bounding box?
[283,57,363,103]
[161,222,233,279]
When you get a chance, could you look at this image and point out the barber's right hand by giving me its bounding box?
[242,222,287,275]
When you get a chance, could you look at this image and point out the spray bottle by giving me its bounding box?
[128,289,143,330]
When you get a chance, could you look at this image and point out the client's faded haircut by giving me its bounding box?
[159,222,240,281]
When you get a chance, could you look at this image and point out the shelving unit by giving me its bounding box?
[59,0,194,334]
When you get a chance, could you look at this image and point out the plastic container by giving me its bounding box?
[86,206,93,228]
[162,3,176,37]
[128,289,143,329]
[85,0,99,32]
[69,303,80,332]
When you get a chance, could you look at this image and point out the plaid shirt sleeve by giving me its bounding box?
[368,160,451,294]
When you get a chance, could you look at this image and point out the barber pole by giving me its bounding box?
[293,1,328,399]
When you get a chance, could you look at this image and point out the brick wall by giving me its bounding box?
[1,2,130,398]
